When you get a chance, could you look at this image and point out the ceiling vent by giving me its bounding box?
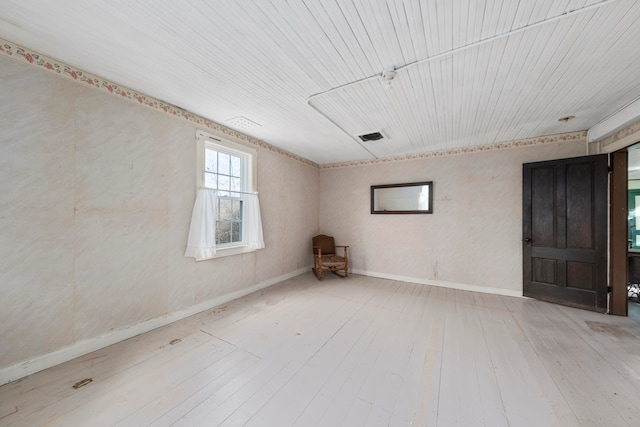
[357,130,388,142]
[225,116,261,130]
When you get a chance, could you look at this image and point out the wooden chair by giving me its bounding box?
[312,234,349,280]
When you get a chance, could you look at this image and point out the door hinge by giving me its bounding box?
[608,165,613,173]
[607,286,613,293]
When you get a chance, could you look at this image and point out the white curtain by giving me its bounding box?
[245,193,265,250]
[185,189,264,261]
[184,188,218,261]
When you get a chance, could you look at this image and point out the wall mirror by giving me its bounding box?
[371,181,433,214]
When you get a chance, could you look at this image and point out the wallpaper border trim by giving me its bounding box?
[599,118,640,150]
[0,37,587,170]
[320,131,587,169]
[0,37,318,168]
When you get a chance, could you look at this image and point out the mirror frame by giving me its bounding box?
[370,181,433,214]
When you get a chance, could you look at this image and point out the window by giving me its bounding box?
[188,131,264,259]
[204,147,245,245]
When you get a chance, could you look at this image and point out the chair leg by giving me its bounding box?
[343,247,349,277]
[313,260,323,280]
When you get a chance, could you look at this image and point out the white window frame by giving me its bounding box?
[196,130,258,258]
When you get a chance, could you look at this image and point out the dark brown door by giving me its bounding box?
[523,155,608,312]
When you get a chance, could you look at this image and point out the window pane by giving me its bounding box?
[204,172,217,188]
[219,198,232,220]
[231,222,241,242]
[204,148,217,173]
[231,156,241,177]
[217,222,231,244]
[231,177,241,193]
[218,175,230,192]
[232,200,242,221]
[219,152,230,175]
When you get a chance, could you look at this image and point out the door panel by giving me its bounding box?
[532,258,556,284]
[531,166,556,247]
[523,155,608,312]
[566,261,593,289]
[566,162,594,248]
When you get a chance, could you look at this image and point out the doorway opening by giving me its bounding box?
[627,143,640,321]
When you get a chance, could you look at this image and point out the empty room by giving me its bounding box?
[2,1,640,426]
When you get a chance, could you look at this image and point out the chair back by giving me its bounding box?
[312,234,336,255]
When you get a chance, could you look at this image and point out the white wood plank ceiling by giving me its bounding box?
[1,0,640,164]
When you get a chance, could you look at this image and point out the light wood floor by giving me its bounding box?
[2,273,640,427]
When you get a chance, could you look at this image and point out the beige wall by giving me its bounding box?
[0,49,590,379]
[0,55,318,372]
[319,141,586,293]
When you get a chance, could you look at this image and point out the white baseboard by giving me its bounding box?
[351,269,523,298]
[0,266,311,386]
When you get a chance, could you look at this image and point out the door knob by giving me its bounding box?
[524,237,532,243]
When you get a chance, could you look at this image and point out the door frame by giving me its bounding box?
[610,150,628,316]
[600,132,640,316]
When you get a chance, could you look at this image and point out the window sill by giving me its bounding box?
[214,244,257,258]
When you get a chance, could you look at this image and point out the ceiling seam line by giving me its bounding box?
[306,0,619,105]
[305,97,377,160]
